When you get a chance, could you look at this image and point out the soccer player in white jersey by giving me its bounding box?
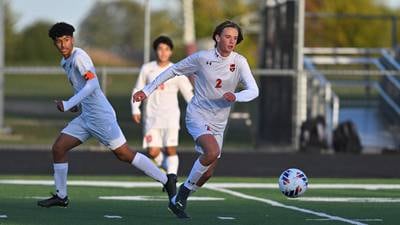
[133,21,259,218]
[131,36,193,176]
[37,22,177,208]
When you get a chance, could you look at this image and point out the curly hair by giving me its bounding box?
[48,22,75,40]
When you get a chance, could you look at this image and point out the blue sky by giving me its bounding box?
[9,0,400,32]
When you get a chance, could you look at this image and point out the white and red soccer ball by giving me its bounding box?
[278,168,308,198]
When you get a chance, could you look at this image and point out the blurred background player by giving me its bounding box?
[133,20,259,218]
[131,36,193,176]
[37,22,176,208]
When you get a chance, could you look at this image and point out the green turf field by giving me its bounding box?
[1,176,399,225]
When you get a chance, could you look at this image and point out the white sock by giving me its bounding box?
[166,155,179,175]
[153,152,164,167]
[53,163,68,198]
[184,159,210,191]
[132,153,167,184]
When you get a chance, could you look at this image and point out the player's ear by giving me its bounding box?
[215,34,221,44]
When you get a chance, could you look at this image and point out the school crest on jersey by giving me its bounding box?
[229,64,236,72]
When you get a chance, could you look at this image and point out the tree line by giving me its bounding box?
[4,0,400,66]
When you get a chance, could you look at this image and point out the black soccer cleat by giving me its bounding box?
[37,193,69,208]
[163,174,177,201]
[168,201,190,219]
[174,184,191,211]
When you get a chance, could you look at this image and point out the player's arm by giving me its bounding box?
[60,71,99,112]
[131,66,147,124]
[133,53,199,102]
[230,57,259,102]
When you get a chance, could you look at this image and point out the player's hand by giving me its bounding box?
[69,105,79,113]
[54,100,65,112]
[132,91,147,102]
[223,92,236,102]
[132,114,141,124]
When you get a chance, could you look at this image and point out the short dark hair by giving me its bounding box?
[212,20,243,47]
[153,36,174,51]
[48,22,75,40]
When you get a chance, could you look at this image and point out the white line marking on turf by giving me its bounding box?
[355,219,383,222]
[218,216,236,220]
[0,215,7,219]
[207,187,367,225]
[290,197,400,203]
[104,215,122,219]
[1,179,400,190]
[25,196,50,200]
[306,218,383,222]
[99,196,224,201]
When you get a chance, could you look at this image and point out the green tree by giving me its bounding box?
[14,21,60,65]
[193,0,258,66]
[4,1,20,65]
[306,0,396,47]
[79,0,181,65]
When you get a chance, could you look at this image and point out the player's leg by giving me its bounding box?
[144,129,165,169]
[148,147,164,168]
[165,146,178,175]
[37,133,83,207]
[171,134,220,217]
[164,128,180,175]
[112,143,177,200]
[196,160,218,187]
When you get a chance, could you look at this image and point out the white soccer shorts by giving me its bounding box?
[142,128,179,149]
[186,115,223,158]
[62,116,126,150]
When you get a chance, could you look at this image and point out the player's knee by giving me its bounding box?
[148,148,161,158]
[205,149,219,161]
[165,147,177,156]
[116,152,130,162]
[52,143,65,155]
[114,149,134,163]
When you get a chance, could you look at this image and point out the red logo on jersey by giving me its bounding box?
[145,135,152,143]
[229,64,236,72]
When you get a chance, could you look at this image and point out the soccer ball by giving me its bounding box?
[278,168,308,198]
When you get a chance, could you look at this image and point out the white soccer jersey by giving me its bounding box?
[61,47,117,124]
[131,61,193,133]
[143,49,259,134]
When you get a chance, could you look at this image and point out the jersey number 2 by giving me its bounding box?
[215,79,222,88]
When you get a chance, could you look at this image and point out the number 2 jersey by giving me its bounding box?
[143,48,259,133]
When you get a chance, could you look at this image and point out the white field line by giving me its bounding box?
[98,196,225,201]
[207,186,367,225]
[217,216,236,220]
[306,218,383,222]
[289,197,400,203]
[104,215,122,219]
[1,179,400,190]
[0,215,7,219]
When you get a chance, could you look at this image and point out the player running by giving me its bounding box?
[133,20,259,218]
[37,22,176,208]
[131,36,193,176]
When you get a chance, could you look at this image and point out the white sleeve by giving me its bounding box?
[234,57,259,102]
[131,66,147,115]
[62,78,99,111]
[75,52,96,78]
[178,76,194,103]
[62,54,99,111]
[143,53,199,97]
